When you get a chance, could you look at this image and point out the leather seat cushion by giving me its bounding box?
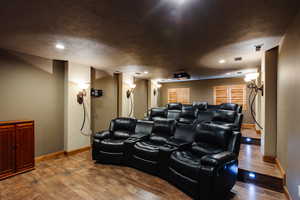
[170,151,202,179]
[178,118,195,124]
[134,141,161,161]
[211,121,236,129]
[149,135,168,144]
[152,117,167,121]
[100,139,125,153]
[112,131,130,139]
[191,142,223,157]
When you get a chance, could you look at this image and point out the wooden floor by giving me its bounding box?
[238,144,282,179]
[239,128,282,179]
[242,128,261,140]
[0,151,286,200]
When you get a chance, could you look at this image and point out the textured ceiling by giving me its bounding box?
[0,0,299,79]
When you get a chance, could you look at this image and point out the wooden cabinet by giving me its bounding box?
[0,120,34,180]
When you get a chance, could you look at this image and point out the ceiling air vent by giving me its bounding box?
[234,57,242,61]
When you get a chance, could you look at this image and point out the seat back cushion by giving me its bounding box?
[167,103,183,111]
[135,120,153,136]
[150,119,176,144]
[212,110,237,123]
[110,118,136,139]
[150,107,167,119]
[197,111,215,122]
[167,110,181,120]
[207,104,220,111]
[220,103,238,111]
[194,123,232,150]
[180,107,196,119]
[173,123,196,143]
[192,102,208,111]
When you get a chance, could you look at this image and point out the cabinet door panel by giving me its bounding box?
[0,125,15,177]
[16,123,34,171]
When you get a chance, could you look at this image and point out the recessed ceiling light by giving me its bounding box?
[144,71,149,74]
[219,59,226,64]
[170,0,186,5]
[56,43,65,50]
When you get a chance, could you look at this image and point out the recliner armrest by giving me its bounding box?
[129,134,150,140]
[166,138,192,148]
[200,151,236,167]
[93,131,111,141]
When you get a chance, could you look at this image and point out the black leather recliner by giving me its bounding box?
[220,103,243,113]
[146,107,167,121]
[178,105,198,125]
[92,118,137,164]
[167,103,183,111]
[168,123,241,200]
[207,110,243,131]
[131,119,176,175]
[192,102,208,111]
[167,103,182,120]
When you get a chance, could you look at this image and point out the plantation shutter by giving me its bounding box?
[214,85,247,109]
[168,88,190,104]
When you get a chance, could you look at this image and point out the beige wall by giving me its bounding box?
[134,78,148,119]
[160,77,254,124]
[0,49,65,156]
[277,11,300,200]
[91,70,118,132]
[64,62,91,152]
[260,48,278,158]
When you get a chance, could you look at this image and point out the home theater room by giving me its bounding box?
[0,0,300,200]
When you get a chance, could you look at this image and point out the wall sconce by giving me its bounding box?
[153,84,162,96]
[244,73,263,129]
[244,73,264,96]
[126,83,136,98]
[77,82,90,104]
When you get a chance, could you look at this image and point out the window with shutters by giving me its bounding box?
[214,85,247,109]
[168,88,190,104]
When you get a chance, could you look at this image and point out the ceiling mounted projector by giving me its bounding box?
[173,71,191,80]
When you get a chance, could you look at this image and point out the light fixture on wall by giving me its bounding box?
[244,73,263,96]
[244,73,263,129]
[126,83,136,117]
[126,83,136,98]
[77,82,90,104]
[153,84,162,96]
[76,82,92,136]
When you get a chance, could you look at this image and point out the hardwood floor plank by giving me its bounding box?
[0,150,287,200]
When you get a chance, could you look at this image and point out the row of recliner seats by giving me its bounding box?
[92,118,241,200]
[146,102,243,131]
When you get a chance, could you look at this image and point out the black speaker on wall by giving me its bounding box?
[91,88,103,97]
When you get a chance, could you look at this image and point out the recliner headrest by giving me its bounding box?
[167,103,182,111]
[150,107,167,118]
[111,118,137,132]
[220,103,238,111]
[194,123,232,149]
[212,110,237,123]
[152,118,176,136]
[180,107,197,119]
[192,102,208,111]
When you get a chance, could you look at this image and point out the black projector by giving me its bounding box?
[173,72,191,80]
